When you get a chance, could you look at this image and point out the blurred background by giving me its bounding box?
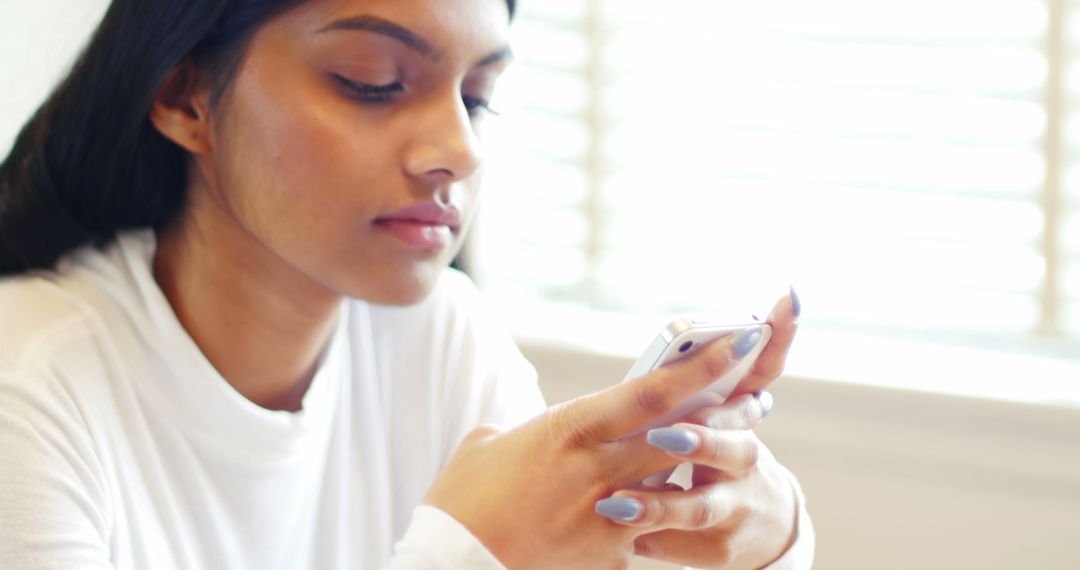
[3,1,1079,568]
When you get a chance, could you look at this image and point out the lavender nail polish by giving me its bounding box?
[733,328,763,359]
[595,497,643,522]
[647,427,700,455]
[790,286,802,319]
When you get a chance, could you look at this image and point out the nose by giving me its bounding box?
[402,92,484,184]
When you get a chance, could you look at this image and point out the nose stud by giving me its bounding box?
[434,187,451,208]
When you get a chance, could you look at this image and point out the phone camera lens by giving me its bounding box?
[678,341,694,353]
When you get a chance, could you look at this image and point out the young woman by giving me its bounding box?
[0,0,813,568]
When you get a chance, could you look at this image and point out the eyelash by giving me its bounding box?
[333,75,404,102]
[462,95,499,118]
[333,75,498,118]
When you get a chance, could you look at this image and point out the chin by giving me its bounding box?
[371,287,433,306]
[343,264,445,306]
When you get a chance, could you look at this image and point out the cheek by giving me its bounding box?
[219,75,393,241]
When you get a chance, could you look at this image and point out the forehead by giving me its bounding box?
[278,0,512,55]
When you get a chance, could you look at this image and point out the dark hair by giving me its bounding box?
[0,0,516,275]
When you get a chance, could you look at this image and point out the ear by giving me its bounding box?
[149,58,214,154]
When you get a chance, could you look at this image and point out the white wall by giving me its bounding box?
[521,341,1080,570]
[0,1,111,156]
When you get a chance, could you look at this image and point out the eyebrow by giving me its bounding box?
[316,15,513,67]
[317,15,436,58]
[476,45,514,67]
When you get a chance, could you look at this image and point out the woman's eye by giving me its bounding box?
[462,95,497,118]
[333,75,405,103]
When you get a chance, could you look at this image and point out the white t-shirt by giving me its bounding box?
[0,230,813,569]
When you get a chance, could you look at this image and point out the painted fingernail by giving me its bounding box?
[733,328,763,359]
[595,497,643,522]
[647,427,700,455]
[756,391,774,417]
[790,286,801,320]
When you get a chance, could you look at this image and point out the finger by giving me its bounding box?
[730,288,799,397]
[645,423,762,476]
[641,467,677,489]
[597,482,737,531]
[604,395,773,487]
[633,528,734,569]
[622,473,687,493]
[606,433,686,487]
[682,392,773,431]
[565,332,749,444]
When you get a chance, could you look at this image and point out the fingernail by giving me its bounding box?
[756,391,774,417]
[595,497,643,522]
[647,427,700,455]
[790,286,801,320]
[733,328,763,359]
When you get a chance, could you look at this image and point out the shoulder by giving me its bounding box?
[0,234,144,401]
[0,273,112,479]
[0,280,115,567]
[0,272,100,378]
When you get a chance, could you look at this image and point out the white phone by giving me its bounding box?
[620,314,772,438]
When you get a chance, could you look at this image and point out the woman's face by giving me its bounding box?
[192,0,511,305]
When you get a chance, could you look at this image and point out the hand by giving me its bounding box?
[598,292,802,569]
[424,291,800,570]
[610,394,798,570]
[424,311,776,569]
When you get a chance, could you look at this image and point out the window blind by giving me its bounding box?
[475,0,1080,352]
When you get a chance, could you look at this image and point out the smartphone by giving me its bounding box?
[620,315,772,438]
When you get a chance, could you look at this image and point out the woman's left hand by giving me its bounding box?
[595,293,801,569]
[607,393,798,569]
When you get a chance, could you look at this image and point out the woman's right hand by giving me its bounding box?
[423,330,764,569]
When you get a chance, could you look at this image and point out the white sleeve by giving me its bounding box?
[0,375,113,570]
[387,506,507,570]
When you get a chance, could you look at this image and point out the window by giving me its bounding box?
[471,0,1080,400]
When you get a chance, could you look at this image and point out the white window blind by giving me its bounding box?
[474,0,1080,363]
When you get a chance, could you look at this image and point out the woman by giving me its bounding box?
[0,0,813,568]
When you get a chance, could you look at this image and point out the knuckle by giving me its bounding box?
[592,453,623,487]
[689,405,730,431]
[742,437,762,469]
[633,381,674,417]
[693,410,722,431]
[547,400,603,449]
[704,432,728,465]
[736,398,758,428]
[643,496,668,526]
[702,344,734,381]
[633,537,656,558]
[692,493,720,529]
[695,396,756,431]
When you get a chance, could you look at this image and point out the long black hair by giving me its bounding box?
[0,0,516,275]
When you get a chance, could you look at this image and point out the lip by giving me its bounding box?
[374,200,462,250]
[376,200,462,229]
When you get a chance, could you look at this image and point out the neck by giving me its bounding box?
[152,197,342,412]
